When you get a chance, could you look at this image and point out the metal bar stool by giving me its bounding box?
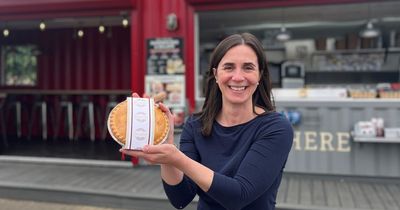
[0,93,8,147]
[53,95,74,140]
[5,95,22,138]
[75,95,95,141]
[28,95,48,140]
[101,95,118,140]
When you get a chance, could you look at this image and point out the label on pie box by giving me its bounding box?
[125,97,155,150]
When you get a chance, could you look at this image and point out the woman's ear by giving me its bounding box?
[213,68,217,81]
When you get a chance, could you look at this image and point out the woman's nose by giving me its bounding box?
[231,69,245,81]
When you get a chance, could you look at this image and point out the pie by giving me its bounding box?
[107,99,169,146]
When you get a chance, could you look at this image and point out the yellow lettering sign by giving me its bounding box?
[337,132,351,152]
[291,131,351,152]
[304,131,318,151]
[320,132,335,152]
[293,131,302,151]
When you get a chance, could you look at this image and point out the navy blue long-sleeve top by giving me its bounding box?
[163,112,293,210]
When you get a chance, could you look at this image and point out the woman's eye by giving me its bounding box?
[244,66,255,71]
[223,66,233,71]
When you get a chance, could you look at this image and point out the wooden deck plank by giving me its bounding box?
[98,170,132,190]
[79,169,122,189]
[362,183,385,210]
[336,180,355,208]
[56,168,99,187]
[2,160,400,210]
[39,166,98,186]
[145,179,164,194]
[119,169,158,193]
[348,181,371,209]
[299,178,312,205]
[0,163,36,179]
[276,176,288,204]
[102,173,136,191]
[387,184,400,209]
[374,184,399,210]
[71,168,129,188]
[285,176,300,204]
[0,163,37,179]
[324,180,341,208]
[5,165,50,183]
[35,166,84,185]
[69,170,105,188]
[133,168,160,192]
[312,179,326,206]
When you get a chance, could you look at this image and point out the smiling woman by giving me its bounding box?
[122,33,294,210]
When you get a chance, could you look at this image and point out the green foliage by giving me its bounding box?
[2,45,38,86]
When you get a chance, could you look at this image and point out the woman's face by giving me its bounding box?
[214,44,260,107]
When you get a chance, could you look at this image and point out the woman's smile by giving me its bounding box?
[228,85,247,91]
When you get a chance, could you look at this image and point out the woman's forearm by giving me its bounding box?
[161,163,184,185]
[172,152,214,192]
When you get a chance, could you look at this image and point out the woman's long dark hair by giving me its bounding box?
[197,33,275,137]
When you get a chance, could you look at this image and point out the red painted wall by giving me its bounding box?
[0,26,131,90]
[0,0,134,21]
[131,0,195,109]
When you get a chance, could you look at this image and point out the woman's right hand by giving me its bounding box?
[131,92,175,145]
[158,102,175,145]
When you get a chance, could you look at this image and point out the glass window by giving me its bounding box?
[1,44,39,86]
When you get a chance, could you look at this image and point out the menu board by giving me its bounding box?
[147,37,185,75]
[145,75,185,108]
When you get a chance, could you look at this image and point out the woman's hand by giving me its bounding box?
[120,144,181,165]
[131,92,175,145]
[131,92,141,98]
[158,103,175,145]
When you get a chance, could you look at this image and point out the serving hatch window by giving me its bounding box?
[1,44,39,86]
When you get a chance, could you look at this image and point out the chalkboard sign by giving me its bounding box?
[147,37,185,75]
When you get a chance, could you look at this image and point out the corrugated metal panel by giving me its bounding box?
[0,27,131,90]
[277,99,400,178]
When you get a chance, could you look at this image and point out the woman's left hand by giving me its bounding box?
[120,144,181,165]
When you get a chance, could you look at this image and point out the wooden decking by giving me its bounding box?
[0,156,399,210]
[277,173,400,210]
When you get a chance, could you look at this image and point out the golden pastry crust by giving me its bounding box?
[108,100,169,146]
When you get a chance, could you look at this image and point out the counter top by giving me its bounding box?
[275,98,400,103]
[0,89,131,95]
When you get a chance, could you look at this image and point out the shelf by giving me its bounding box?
[388,48,400,52]
[305,71,399,84]
[313,49,386,55]
[306,70,399,73]
[353,136,400,143]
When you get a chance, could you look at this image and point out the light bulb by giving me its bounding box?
[39,22,46,31]
[77,29,84,38]
[98,25,105,33]
[3,29,9,37]
[122,18,129,27]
